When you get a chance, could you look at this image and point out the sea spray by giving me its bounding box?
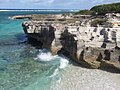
[34,49,69,79]
[34,49,57,61]
[59,56,69,69]
[34,49,69,87]
[34,49,69,69]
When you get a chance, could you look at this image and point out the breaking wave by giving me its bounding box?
[34,49,69,84]
[34,49,69,69]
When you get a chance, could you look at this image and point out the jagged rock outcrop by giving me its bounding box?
[22,20,120,71]
[11,15,32,19]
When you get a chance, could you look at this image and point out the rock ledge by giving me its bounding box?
[22,14,120,71]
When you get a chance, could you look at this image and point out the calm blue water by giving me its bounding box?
[0,11,69,90]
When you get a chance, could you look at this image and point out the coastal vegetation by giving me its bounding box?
[75,2,120,15]
[91,18,107,27]
[91,2,120,15]
[74,9,92,15]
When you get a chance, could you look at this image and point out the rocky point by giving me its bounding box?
[22,14,120,72]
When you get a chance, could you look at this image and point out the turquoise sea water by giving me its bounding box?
[0,11,69,90]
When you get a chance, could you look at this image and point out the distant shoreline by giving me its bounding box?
[0,9,79,12]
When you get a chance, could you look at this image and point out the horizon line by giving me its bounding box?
[0,8,80,10]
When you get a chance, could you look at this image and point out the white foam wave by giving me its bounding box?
[35,49,69,81]
[34,49,57,61]
[49,56,69,78]
[59,57,69,69]
[0,9,78,12]
[0,10,63,12]
[8,17,11,19]
[34,49,69,69]
[50,68,59,78]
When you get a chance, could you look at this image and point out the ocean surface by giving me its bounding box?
[0,10,70,90]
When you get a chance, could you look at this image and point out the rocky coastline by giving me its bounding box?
[22,14,120,72]
[11,15,32,19]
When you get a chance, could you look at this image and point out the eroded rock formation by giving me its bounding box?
[11,15,32,19]
[22,20,120,71]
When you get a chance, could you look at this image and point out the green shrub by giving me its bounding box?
[91,18,107,27]
[90,2,120,15]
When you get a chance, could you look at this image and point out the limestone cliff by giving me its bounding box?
[22,20,120,71]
